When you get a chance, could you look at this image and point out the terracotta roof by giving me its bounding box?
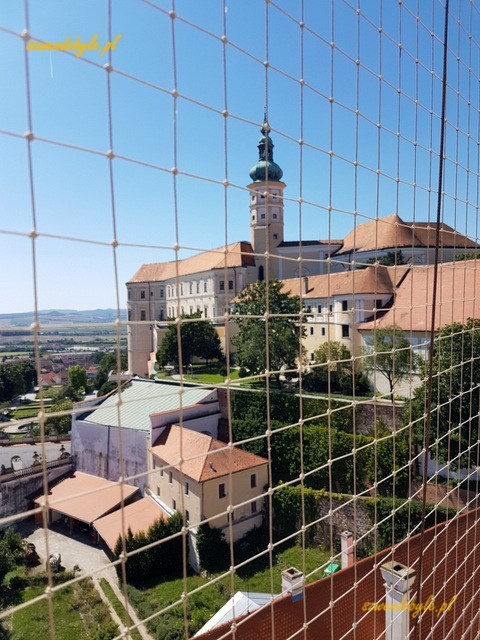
[358,259,480,332]
[335,213,480,255]
[281,265,410,299]
[278,240,343,247]
[93,496,168,551]
[195,506,480,640]
[127,241,255,283]
[34,471,138,524]
[150,425,268,482]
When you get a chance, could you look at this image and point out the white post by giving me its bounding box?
[340,530,354,569]
[380,561,416,640]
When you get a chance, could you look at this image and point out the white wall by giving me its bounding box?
[0,441,71,471]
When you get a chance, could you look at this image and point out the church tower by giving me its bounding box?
[247,119,286,280]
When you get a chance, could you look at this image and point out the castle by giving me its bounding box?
[127,119,480,376]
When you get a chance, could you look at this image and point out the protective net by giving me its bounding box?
[1,1,480,639]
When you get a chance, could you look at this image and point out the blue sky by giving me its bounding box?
[1,0,479,313]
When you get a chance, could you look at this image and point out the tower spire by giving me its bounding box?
[249,114,283,182]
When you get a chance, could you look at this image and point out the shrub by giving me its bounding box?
[196,523,229,573]
[114,512,183,584]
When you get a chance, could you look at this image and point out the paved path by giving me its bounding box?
[21,522,154,640]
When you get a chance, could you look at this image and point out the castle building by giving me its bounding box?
[126,119,480,377]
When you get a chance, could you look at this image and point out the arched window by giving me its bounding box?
[258,265,264,281]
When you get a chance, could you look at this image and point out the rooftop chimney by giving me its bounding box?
[281,567,304,602]
[302,276,309,295]
[380,561,416,640]
[340,530,355,569]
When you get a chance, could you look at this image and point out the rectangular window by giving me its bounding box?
[197,282,200,293]
[180,284,183,296]
[342,300,348,311]
[317,305,322,313]
[150,290,154,296]
[228,280,234,290]
[306,305,311,313]
[204,307,208,318]
[156,486,160,496]
[185,510,190,522]
[189,306,193,315]
[310,326,314,336]
[140,290,146,299]
[172,499,176,510]
[189,283,193,294]
[219,483,226,499]
[159,310,164,321]
[140,310,146,321]
[160,288,164,298]
[342,324,349,338]
[220,281,225,291]
[128,310,132,321]
[169,471,173,484]
[204,281,207,292]
[251,501,257,514]
[329,304,333,313]
[250,474,256,488]
[185,482,189,496]
[322,327,326,336]
[310,352,315,361]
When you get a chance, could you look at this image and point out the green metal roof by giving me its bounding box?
[83,380,214,431]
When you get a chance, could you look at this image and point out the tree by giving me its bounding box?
[93,351,128,391]
[156,311,223,370]
[43,399,74,435]
[68,365,88,393]
[410,318,480,469]
[232,280,305,388]
[304,341,370,395]
[364,326,417,401]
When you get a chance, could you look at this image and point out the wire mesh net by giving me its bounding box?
[1,0,480,639]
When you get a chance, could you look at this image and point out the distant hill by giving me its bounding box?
[0,309,127,328]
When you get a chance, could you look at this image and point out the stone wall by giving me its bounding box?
[308,495,373,556]
[0,463,73,520]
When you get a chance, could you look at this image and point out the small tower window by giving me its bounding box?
[140,290,146,299]
[258,265,264,281]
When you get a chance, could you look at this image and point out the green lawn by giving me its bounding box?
[99,579,142,640]
[11,408,40,420]
[157,365,241,384]
[12,585,84,640]
[11,578,118,640]
[127,544,330,640]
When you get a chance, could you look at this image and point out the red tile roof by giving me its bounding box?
[34,471,138,525]
[335,213,480,256]
[194,506,480,640]
[127,241,255,283]
[281,265,410,299]
[150,425,268,482]
[358,259,480,332]
[93,496,168,551]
